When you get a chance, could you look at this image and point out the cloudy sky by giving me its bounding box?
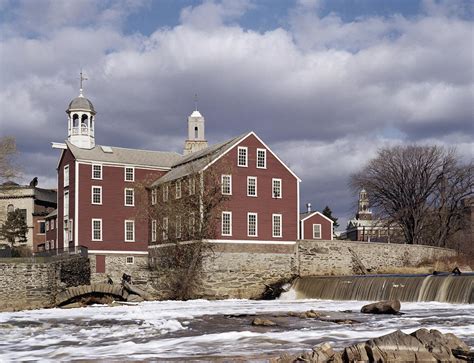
[0,0,472,229]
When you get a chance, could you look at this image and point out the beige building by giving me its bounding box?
[0,181,57,251]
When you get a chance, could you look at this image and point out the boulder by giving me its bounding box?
[126,294,144,303]
[361,299,401,314]
[312,342,336,362]
[252,317,276,326]
[410,328,470,361]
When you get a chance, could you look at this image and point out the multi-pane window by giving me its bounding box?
[126,256,134,264]
[92,164,102,180]
[222,211,232,236]
[237,146,248,167]
[273,214,282,238]
[46,221,50,231]
[176,216,182,239]
[69,219,74,242]
[125,188,134,206]
[64,191,69,217]
[313,224,322,239]
[257,148,266,169]
[221,175,232,195]
[272,178,282,199]
[175,180,182,199]
[39,221,46,234]
[189,212,195,236]
[151,189,157,205]
[92,186,102,204]
[163,185,169,202]
[125,167,134,182]
[163,217,169,240]
[188,177,195,195]
[92,219,102,241]
[125,220,135,242]
[64,165,69,187]
[247,213,258,237]
[51,219,55,229]
[247,176,257,197]
[151,219,157,242]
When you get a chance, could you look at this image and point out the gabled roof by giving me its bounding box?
[300,211,334,224]
[152,133,248,186]
[45,209,58,219]
[66,141,182,169]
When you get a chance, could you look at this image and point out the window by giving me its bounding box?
[221,175,232,195]
[188,177,195,195]
[69,219,73,242]
[176,216,182,239]
[237,146,248,167]
[51,219,55,230]
[51,240,54,249]
[125,167,134,182]
[247,213,258,237]
[273,214,282,238]
[257,148,266,169]
[151,189,157,205]
[313,224,322,239]
[124,188,134,206]
[92,186,102,205]
[92,219,102,241]
[46,221,50,231]
[175,180,182,199]
[272,178,282,199]
[64,191,69,217]
[39,221,46,234]
[163,217,169,240]
[222,211,232,236]
[64,165,69,187]
[189,212,195,236]
[163,185,169,202]
[7,204,14,213]
[247,176,257,197]
[92,164,102,180]
[126,256,134,265]
[151,219,157,242]
[125,220,135,242]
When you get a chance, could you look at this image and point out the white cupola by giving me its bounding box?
[66,72,96,149]
[183,97,208,155]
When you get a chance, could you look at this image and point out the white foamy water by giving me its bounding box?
[0,299,472,361]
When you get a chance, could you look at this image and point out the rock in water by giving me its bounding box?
[252,317,276,326]
[126,294,144,302]
[361,299,401,314]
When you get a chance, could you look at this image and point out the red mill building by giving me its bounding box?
[52,87,300,280]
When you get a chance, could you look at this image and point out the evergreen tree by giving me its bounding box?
[322,205,339,231]
[0,208,28,247]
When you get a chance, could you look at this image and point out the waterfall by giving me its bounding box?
[290,274,474,304]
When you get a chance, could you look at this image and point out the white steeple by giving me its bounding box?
[66,72,96,149]
[183,95,208,155]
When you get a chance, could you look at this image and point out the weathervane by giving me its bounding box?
[79,70,88,96]
[194,93,198,111]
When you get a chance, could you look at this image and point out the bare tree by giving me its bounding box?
[351,145,473,247]
[0,136,20,182]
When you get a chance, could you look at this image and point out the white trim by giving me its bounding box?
[206,239,296,245]
[124,220,135,242]
[151,189,157,205]
[221,211,232,236]
[256,148,267,169]
[300,211,334,224]
[175,180,182,199]
[126,256,135,264]
[247,212,258,237]
[63,165,70,187]
[237,146,248,167]
[272,213,283,238]
[124,166,135,182]
[151,219,157,242]
[124,188,135,206]
[76,160,171,171]
[272,178,282,199]
[297,180,300,240]
[221,174,232,195]
[91,185,102,205]
[92,164,102,180]
[313,223,322,239]
[74,161,79,246]
[247,176,257,197]
[92,218,102,241]
[163,217,169,240]
[88,250,148,255]
[51,142,67,150]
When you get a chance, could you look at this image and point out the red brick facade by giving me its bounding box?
[300,212,333,240]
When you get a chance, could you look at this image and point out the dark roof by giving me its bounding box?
[34,188,57,204]
[45,209,58,219]
[66,141,182,168]
[68,96,96,113]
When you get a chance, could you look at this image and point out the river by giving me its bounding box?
[0,298,472,361]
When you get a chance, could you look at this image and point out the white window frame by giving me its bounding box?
[125,167,135,182]
[175,180,182,199]
[64,165,69,187]
[92,164,102,180]
[163,185,169,202]
[151,219,157,242]
[91,186,102,205]
[64,191,69,217]
[126,256,134,265]
[189,212,195,236]
[247,212,258,237]
[221,174,232,195]
[237,146,248,167]
[51,219,55,230]
[69,219,73,242]
[151,189,157,205]
[124,188,134,206]
[46,221,50,231]
[188,177,195,195]
[256,148,267,169]
[124,220,135,242]
[176,215,182,239]
[272,178,282,199]
[272,214,282,238]
[92,218,102,241]
[313,223,322,239]
[221,211,232,236]
[163,217,169,240]
[247,176,257,197]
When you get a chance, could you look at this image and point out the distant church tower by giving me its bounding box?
[356,188,372,220]
[66,72,96,149]
[183,96,208,155]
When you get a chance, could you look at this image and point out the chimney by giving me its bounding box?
[306,203,312,213]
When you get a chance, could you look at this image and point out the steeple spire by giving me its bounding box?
[79,70,88,97]
[194,93,198,111]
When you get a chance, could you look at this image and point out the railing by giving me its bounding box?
[0,246,88,263]
[71,127,93,135]
[34,245,88,258]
